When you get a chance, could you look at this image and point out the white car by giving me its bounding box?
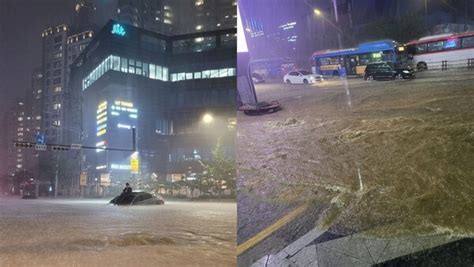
[283,70,323,84]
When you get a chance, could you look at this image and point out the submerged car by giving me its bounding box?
[21,190,37,199]
[364,62,415,81]
[110,191,165,205]
[284,70,323,84]
[251,72,265,83]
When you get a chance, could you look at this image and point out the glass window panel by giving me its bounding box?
[177,72,186,81]
[202,70,211,78]
[186,73,193,79]
[171,73,177,82]
[121,57,128,72]
[150,64,156,79]
[129,59,135,66]
[461,36,474,48]
[128,64,135,74]
[210,69,219,78]
[156,65,163,80]
[162,67,168,81]
[219,68,228,77]
[194,72,202,79]
[112,56,120,70]
[428,41,443,52]
[142,62,149,77]
[228,68,236,76]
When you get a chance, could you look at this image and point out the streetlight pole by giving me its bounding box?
[332,0,343,49]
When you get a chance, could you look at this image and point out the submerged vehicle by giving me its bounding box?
[110,191,165,205]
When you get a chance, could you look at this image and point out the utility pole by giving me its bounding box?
[54,153,59,198]
[332,0,342,49]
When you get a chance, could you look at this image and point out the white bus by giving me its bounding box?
[406,31,474,70]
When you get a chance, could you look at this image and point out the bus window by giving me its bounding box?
[461,36,474,48]
[443,38,459,50]
[428,41,443,52]
[416,43,427,54]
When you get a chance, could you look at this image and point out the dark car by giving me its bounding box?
[21,189,37,199]
[110,191,165,205]
[364,62,415,81]
[251,72,265,83]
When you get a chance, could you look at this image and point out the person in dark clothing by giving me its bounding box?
[123,183,132,195]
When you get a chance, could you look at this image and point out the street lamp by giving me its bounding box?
[313,8,322,16]
[202,113,214,124]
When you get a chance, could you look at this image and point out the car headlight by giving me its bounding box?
[403,70,409,74]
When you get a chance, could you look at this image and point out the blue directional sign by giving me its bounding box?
[35,134,46,145]
[111,24,126,36]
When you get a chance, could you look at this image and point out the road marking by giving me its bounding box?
[237,203,309,255]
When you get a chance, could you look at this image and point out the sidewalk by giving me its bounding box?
[251,226,469,267]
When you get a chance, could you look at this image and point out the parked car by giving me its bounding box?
[364,62,415,81]
[110,191,165,205]
[284,70,323,84]
[251,72,265,83]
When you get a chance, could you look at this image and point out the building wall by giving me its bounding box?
[73,21,236,190]
[117,0,236,35]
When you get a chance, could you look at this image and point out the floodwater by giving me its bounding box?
[237,69,474,241]
[0,198,236,266]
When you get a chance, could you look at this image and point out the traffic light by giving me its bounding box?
[14,142,34,148]
[52,146,69,151]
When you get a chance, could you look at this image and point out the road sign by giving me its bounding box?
[34,144,47,151]
[80,172,87,186]
[70,143,82,150]
[130,159,139,173]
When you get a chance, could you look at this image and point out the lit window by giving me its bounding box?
[111,111,120,116]
[210,69,219,78]
[129,114,137,119]
[177,73,185,81]
[219,68,228,77]
[196,25,203,30]
[117,123,131,129]
[194,72,202,79]
[53,103,61,110]
[186,73,193,80]
[171,74,177,82]
[18,117,23,121]
[202,70,211,78]
[195,0,204,6]
[97,129,107,136]
[164,19,172,24]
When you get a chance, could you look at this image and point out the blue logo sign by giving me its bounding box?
[35,134,46,145]
[111,24,126,36]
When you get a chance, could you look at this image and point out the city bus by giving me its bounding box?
[406,31,474,70]
[312,40,408,77]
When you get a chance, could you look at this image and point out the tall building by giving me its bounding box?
[73,0,98,33]
[40,25,94,146]
[117,0,236,35]
[70,21,236,196]
[31,68,43,137]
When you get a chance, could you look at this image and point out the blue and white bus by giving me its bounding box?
[312,40,408,77]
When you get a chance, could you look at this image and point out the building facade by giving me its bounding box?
[117,0,236,35]
[71,21,236,195]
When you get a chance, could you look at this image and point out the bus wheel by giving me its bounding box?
[366,75,374,81]
[395,73,403,80]
[286,79,291,84]
[417,62,427,71]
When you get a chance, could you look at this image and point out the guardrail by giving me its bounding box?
[424,58,474,71]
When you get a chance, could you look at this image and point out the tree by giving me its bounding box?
[200,139,236,197]
[357,12,426,44]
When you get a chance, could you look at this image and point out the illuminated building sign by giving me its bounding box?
[111,164,131,170]
[111,24,126,36]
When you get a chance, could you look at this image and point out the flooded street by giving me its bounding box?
[237,70,474,259]
[0,198,236,266]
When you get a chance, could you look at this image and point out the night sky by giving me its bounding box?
[0,0,117,174]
